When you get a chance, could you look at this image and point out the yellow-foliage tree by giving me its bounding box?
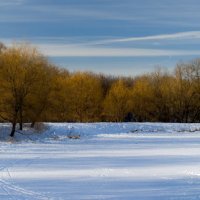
[46,68,70,122]
[131,75,155,121]
[67,72,103,122]
[103,80,131,122]
[25,61,57,127]
[0,44,45,136]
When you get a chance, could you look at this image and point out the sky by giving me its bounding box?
[1,0,200,76]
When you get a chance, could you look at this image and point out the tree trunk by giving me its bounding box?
[19,108,23,130]
[19,122,23,130]
[10,121,17,137]
[31,121,35,128]
[10,109,18,137]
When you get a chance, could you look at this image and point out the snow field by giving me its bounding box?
[0,123,200,199]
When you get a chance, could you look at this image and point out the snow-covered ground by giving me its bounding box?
[0,123,200,199]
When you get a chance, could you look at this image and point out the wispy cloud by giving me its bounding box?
[89,31,200,45]
[38,44,200,57]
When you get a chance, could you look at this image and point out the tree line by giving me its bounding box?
[0,43,199,137]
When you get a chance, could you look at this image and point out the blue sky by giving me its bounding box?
[1,0,200,76]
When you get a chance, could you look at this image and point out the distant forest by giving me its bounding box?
[0,42,199,137]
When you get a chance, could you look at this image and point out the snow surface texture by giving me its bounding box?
[0,123,200,199]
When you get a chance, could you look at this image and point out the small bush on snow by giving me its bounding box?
[33,122,47,133]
